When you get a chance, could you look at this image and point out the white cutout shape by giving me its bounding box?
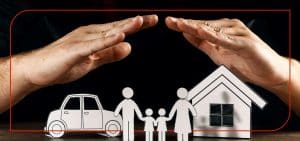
[169,88,197,141]
[156,108,171,141]
[188,65,267,138]
[140,108,156,141]
[114,87,143,141]
[44,65,267,140]
[44,94,122,138]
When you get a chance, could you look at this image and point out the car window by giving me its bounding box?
[84,97,99,110]
[64,97,80,110]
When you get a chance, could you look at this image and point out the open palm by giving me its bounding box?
[19,15,158,86]
[165,17,288,88]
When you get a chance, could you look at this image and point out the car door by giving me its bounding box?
[83,96,103,129]
[61,96,82,129]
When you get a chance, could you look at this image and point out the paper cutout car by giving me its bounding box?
[44,94,122,138]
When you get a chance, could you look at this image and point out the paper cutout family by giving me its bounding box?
[45,65,267,140]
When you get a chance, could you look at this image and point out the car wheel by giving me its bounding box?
[105,120,121,137]
[48,121,65,138]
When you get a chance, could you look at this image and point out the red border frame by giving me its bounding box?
[9,9,292,133]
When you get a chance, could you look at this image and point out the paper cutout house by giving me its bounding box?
[188,65,267,138]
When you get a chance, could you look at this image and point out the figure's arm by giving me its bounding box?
[166,117,172,121]
[114,101,124,116]
[153,118,158,126]
[155,119,159,126]
[133,102,144,120]
[168,102,177,119]
[139,117,146,121]
[188,103,197,116]
[0,15,158,113]
[166,17,300,116]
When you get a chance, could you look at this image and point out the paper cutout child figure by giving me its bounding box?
[114,87,143,141]
[169,88,197,141]
[140,108,156,141]
[156,108,171,141]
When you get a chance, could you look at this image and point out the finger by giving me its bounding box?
[78,15,158,40]
[165,16,181,32]
[166,17,236,33]
[79,16,142,37]
[73,33,125,57]
[140,14,159,30]
[106,15,158,35]
[219,27,247,36]
[104,16,144,36]
[89,42,131,69]
[182,33,216,57]
[179,18,249,36]
[181,18,236,28]
[108,15,158,35]
[177,19,239,50]
[82,15,158,37]
[82,16,140,33]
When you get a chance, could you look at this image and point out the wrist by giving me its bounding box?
[13,54,42,97]
[266,56,293,102]
[272,56,289,86]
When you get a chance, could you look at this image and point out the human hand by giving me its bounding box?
[15,15,158,88]
[165,17,289,89]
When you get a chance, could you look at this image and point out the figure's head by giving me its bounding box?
[122,87,134,99]
[145,108,153,116]
[177,87,188,99]
[158,108,166,116]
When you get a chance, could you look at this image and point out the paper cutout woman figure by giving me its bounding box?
[140,108,156,141]
[156,108,171,141]
[169,88,197,141]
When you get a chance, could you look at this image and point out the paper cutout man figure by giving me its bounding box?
[114,87,143,141]
[169,88,197,141]
[140,108,156,141]
[156,108,171,141]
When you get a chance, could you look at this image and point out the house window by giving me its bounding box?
[210,104,233,126]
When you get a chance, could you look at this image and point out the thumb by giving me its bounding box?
[88,42,132,70]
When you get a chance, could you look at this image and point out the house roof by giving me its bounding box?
[188,65,267,109]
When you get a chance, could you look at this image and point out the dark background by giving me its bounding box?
[0,0,299,131]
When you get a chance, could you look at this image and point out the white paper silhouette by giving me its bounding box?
[188,65,267,138]
[140,108,156,141]
[169,88,197,141]
[44,94,122,138]
[44,65,267,140]
[156,108,171,141]
[114,87,143,141]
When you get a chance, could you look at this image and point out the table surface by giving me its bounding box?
[1,122,300,141]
